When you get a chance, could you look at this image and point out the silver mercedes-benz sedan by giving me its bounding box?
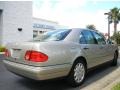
[3,28,119,86]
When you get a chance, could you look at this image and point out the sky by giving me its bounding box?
[33,0,120,35]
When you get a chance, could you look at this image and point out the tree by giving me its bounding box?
[110,7,120,33]
[111,31,120,44]
[86,24,96,30]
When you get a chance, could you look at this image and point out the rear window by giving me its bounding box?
[33,29,71,42]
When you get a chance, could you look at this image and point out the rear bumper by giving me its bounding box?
[3,60,71,80]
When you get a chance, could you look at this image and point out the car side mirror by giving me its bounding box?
[107,39,114,44]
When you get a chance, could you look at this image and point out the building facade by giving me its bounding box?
[0,1,33,46]
[0,1,60,46]
[33,18,58,38]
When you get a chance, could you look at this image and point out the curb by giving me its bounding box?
[81,67,120,90]
[102,76,120,90]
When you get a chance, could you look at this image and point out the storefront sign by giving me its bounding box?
[33,23,55,30]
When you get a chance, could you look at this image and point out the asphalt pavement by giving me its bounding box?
[0,54,120,90]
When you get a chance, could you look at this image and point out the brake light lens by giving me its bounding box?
[5,49,10,57]
[25,50,48,62]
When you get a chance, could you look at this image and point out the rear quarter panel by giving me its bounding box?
[31,41,83,67]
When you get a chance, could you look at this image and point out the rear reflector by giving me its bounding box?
[5,49,10,57]
[25,50,48,62]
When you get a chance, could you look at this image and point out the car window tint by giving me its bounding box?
[79,33,87,44]
[82,30,96,44]
[92,32,106,45]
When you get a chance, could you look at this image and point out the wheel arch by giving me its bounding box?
[68,56,87,75]
[73,56,87,68]
[67,56,87,86]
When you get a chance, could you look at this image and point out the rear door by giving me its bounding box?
[92,31,110,63]
[79,30,101,68]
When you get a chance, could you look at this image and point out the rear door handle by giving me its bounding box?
[71,47,76,49]
[83,47,89,50]
[99,46,104,49]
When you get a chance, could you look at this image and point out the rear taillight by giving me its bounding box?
[5,49,10,57]
[24,50,48,62]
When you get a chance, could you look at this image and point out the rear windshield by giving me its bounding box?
[33,29,71,42]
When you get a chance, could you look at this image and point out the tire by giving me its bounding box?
[67,60,87,87]
[111,51,118,66]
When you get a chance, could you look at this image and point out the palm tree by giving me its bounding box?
[86,24,96,30]
[110,7,120,33]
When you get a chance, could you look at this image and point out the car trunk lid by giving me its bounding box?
[5,42,35,65]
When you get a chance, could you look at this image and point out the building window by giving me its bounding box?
[33,30,38,38]
[39,31,43,34]
[33,30,47,38]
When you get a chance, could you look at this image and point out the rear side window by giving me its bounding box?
[81,30,96,44]
[79,33,87,44]
[92,32,106,45]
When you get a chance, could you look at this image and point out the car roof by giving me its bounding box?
[71,28,97,31]
[70,28,100,33]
